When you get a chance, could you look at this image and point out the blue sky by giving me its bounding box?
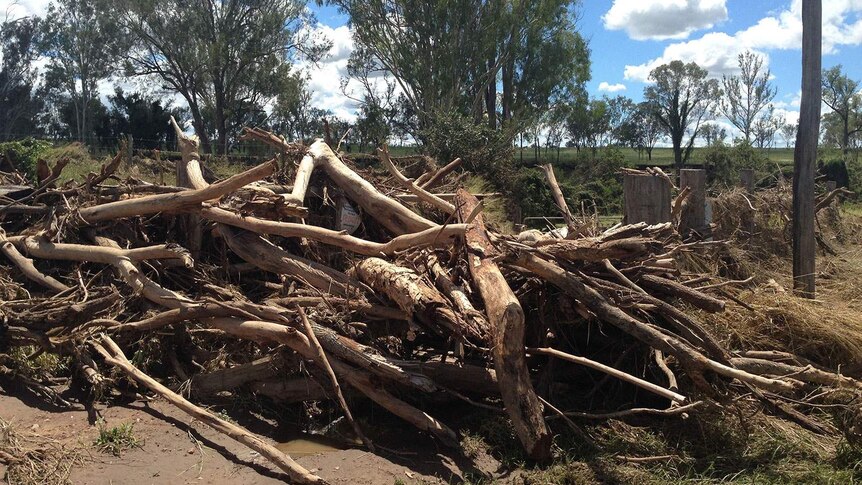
[305,0,862,136]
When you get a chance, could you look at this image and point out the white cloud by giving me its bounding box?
[603,0,728,41]
[773,90,802,110]
[624,1,862,82]
[297,23,405,123]
[774,107,799,127]
[623,32,752,81]
[598,82,626,92]
[294,24,363,121]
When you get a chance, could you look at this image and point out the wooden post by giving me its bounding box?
[826,180,837,192]
[792,0,820,298]
[679,169,706,236]
[126,134,134,166]
[739,169,755,192]
[623,174,671,225]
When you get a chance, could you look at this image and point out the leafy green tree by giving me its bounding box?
[269,72,330,143]
[604,95,636,146]
[328,0,589,139]
[565,95,610,152]
[752,107,781,149]
[644,60,719,169]
[115,0,328,154]
[0,16,43,139]
[107,89,189,148]
[624,102,662,160]
[700,123,727,147]
[543,103,569,162]
[780,122,797,148]
[355,98,392,152]
[821,65,862,159]
[719,51,776,143]
[40,0,126,143]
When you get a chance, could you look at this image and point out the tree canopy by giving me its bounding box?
[719,51,776,143]
[644,60,720,168]
[821,65,862,159]
[328,0,590,142]
[114,0,329,154]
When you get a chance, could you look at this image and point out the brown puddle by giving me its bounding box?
[275,435,345,457]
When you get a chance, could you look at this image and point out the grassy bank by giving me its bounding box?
[379,145,797,167]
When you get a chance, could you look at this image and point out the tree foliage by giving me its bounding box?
[40,0,126,143]
[644,60,719,169]
[700,123,727,147]
[328,0,589,142]
[115,0,328,154]
[821,65,862,159]
[624,102,662,160]
[719,51,776,143]
[0,16,43,139]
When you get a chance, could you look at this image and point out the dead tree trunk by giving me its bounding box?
[455,188,552,462]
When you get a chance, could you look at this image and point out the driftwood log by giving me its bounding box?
[1,125,857,483]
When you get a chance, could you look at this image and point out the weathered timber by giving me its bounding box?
[455,188,552,462]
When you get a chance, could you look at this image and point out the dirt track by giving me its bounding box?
[0,388,499,484]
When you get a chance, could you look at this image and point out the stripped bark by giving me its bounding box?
[77,160,277,223]
[540,163,576,232]
[455,188,551,462]
[215,225,364,298]
[202,207,467,257]
[353,257,483,343]
[0,230,69,292]
[378,146,455,214]
[418,157,462,190]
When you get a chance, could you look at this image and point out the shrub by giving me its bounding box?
[513,169,556,219]
[698,141,768,188]
[0,138,52,179]
[421,110,515,191]
[513,148,625,222]
[819,159,848,185]
[848,157,862,195]
[94,421,140,456]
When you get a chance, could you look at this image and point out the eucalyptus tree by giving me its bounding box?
[0,16,43,138]
[41,0,127,143]
[821,65,862,159]
[328,0,589,141]
[780,122,797,148]
[115,0,328,154]
[627,102,662,160]
[752,107,781,149]
[700,123,727,147]
[719,51,777,143]
[644,60,720,168]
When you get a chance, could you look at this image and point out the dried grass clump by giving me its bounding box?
[712,187,793,259]
[0,419,82,485]
[703,290,862,371]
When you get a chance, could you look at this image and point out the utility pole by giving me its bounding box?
[792,0,821,298]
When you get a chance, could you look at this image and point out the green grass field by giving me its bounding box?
[516,146,796,166]
[383,145,796,167]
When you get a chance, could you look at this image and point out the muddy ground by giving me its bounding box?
[0,385,509,484]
